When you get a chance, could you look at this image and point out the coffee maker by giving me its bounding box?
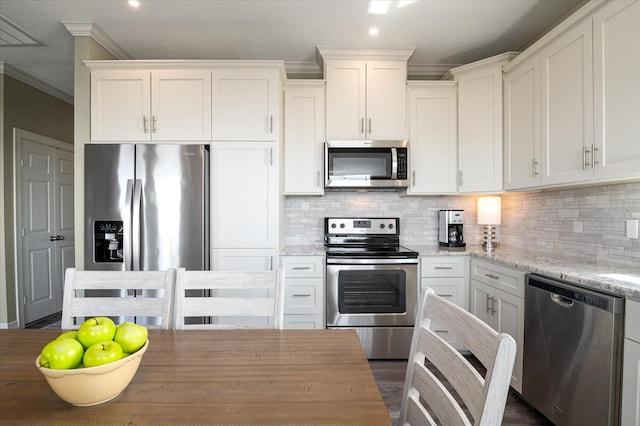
[438,210,466,248]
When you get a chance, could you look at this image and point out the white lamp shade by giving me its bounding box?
[477,196,501,225]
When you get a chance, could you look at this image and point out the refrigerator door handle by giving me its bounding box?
[132,179,143,271]
[124,179,135,271]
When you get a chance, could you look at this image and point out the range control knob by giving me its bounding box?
[379,224,386,229]
[331,223,337,229]
[339,223,345,228]
[388,223,394,229]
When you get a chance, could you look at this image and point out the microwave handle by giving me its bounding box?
[391,148,398,180]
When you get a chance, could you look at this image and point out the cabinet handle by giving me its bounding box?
[592,144,599,167]
[486,295,493,314]
[292,293,312,297]
[458,170,463,186]
[269,148,273,166]
[360,118,365,134]
[490,297,498,315]
[532,158,539,176]
[583,146,591,169]
[438,294,454,298]
[152,115,157,133]
[412,171,416,186]
[269,115,273,133]
[485,273,499,280]
[368,118,372,134]
[434,266,453,270]
[292,266,311,270]
[143,116,149,133]
[269,256,273,271]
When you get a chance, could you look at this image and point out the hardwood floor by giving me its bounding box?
[368,360,552,426]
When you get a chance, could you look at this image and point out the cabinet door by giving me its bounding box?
[91,70,151,141]
[622,338,640,426]
[151,70,212,141]
[493,288,524,393]
[284,82,325,195]
[212,69,279,141]
[325,60,366,140]
[210,142,278,248]
[407,83,458,194]
[366,60,407,140]
[470,280,494,329]
[540,19,593,185]
[457,66,504,192]
[504,55,541,190]
[593,0,640,181]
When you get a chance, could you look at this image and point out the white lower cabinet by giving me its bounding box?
[420,256,469,351]
[469,258,525,393]
[280,256,324,329]
[622,298,640,426]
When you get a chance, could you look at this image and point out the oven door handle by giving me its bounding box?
[326,258,419,265]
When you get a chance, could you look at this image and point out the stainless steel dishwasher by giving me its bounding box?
[523,274,624,426]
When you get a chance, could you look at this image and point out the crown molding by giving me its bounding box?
[316,46,416,62]
[61,21,131,60]
[0,62,74,104]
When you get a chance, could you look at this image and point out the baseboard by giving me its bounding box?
[0,320,20,329]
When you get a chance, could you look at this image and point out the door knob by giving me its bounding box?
[49,235,64,241]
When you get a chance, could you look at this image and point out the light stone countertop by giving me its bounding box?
[281,243,640,300]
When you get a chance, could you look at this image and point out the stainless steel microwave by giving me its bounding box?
[324,140,409,190]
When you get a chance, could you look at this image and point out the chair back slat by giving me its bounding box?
[61,268,175,330]
[400,288,516,426]
[174,268,284,330]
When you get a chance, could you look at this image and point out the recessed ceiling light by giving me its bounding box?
[368,1,390,15]
[128,0,140,7]
[369,27,379,36]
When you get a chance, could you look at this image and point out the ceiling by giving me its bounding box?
[0,0,583,104]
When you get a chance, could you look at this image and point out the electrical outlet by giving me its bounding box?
[626,219,639,239]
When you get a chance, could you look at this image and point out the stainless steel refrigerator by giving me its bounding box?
[85,144,209,272]
[84,144,209,325]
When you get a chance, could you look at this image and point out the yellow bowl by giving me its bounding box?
[35,339,149,406]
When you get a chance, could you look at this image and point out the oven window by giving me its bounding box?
[338,270,406,314]
[328,149,392,180]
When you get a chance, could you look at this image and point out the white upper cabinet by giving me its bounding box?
[593,0,640,181]
[320,47,413,141]
[503,0,640,190]
[90,68,212,142]
[540,18,594,186]
[450,53,516,193]
[504,55,541,190]
[284,81,325,195]
[211,67,281,141]
[407,82,458,195]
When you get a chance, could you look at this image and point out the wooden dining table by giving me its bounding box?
[0,328,392,425]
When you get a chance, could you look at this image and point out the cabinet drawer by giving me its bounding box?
[421,257,466,278]
[626,299,640,343]
[471,259,525,298]
[422,282,462,307]
[284,278,323,315]
[281,256,324,278]
[283,315,324,330]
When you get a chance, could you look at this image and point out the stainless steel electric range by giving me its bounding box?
[324,217,419,359]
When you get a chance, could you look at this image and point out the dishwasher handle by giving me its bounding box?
[526,273,623,314]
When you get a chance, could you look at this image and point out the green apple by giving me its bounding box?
[39,338,84,370]
[114,322,148,353]
[56,331,78,341]
[77,317,116,349]
[83,341,124,367]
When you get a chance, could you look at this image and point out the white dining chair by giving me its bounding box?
[173,268,285,330]
[61,268,176,330]
[400,287,517,426]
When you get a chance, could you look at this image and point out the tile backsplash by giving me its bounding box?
[285,182,640,267]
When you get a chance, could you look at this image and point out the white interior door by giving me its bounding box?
[17,130,74,325]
